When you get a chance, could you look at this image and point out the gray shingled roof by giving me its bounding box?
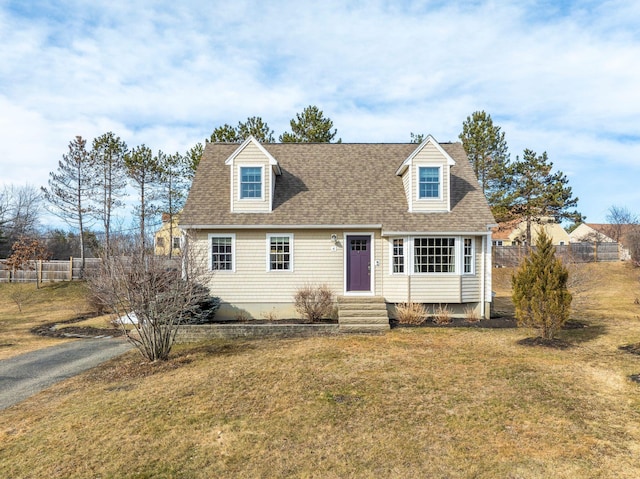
[180,142,495,233]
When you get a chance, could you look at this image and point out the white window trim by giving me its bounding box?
[208,233,236,272]
[265,233,294,272]
[389,236,469,276]
[463,237,475,275]
[389,237,406,275]
[238,165,265,201]
[416,166,442,201]
[412,236,457,275]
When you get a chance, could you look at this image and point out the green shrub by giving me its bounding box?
[512,231,572,339]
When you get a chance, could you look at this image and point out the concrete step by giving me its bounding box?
[339,323,390,333]
[338,308,388,317]
[337,302,388,311]
[337,296,386,304]
[337,296,389,333]
[338,316,390,325]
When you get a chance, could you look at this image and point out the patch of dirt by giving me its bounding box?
[30,314,123,339]
[86,354,194,383]
[517,337,572,349]
[619,343,640,356]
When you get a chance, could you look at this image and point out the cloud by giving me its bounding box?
[0,0,639,223]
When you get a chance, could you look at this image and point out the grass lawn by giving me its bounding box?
[1,263,640,477]
[0,281,93,360]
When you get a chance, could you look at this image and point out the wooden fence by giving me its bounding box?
[493,242,621,267]
[0,258,102,283]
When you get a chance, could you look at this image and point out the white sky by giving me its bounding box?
[1,0,639,225]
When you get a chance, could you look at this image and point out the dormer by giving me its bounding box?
[395,135,455,213]
[225,136,281,213]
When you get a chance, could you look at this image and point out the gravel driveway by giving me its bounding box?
[0,338,133,410]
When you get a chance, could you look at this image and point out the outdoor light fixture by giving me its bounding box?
[331,234,338,243]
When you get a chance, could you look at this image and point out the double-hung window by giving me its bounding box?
[392,238,405,274]
[240,166,262,199]
[414,237,455,273]
[463,238,474,274]
[267,234,293,271]
[418,166,440,199]
[210,234,235,271]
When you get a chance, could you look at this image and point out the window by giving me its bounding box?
[156,237,165,248]
[392,238,404,273]
[463,238,474,274]
[418,166,439,199]
[492,240,503,246]
[268,234,293,271]
[240,166,262,199]
[414,237,455,273]
[172,237,181,250]
[210,235,235,271]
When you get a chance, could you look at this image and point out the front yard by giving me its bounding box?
[0,262,639,477]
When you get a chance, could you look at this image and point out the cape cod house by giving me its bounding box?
[179,135,495,331]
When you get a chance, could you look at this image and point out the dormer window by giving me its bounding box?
[240,166,263,199]
[418,166,440,199]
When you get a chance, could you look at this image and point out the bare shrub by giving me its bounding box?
[9,285,32,313]
[395,302,427,325]
[433,304,452,324]
[294,284,335,322]
[261,309,278,321]
[87,236,211,362]
[464,306,481,323]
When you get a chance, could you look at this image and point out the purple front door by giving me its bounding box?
[347,235,371,292]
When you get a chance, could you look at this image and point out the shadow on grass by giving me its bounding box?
[181,341,258,358]
[559,320,607,345]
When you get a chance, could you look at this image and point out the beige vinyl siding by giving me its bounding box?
[461,245,481,302]
[411,142,450,212]
[402,169,411,211]
[230,142,271,213]
[381,236,483,304]
[192,229,386,304]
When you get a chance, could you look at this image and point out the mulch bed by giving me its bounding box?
[31,314,124,339]
[390,316,517,329]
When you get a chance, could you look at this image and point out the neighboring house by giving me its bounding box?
[492,218,570,246]
[179,135,496,330]
[154,213,182,257]
[569,223,637,260]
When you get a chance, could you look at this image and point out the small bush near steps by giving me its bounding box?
[294,284,335,322]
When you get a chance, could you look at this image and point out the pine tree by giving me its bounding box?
[459,110,510,209]
[209,124,240,143]
[156,151,189,259]
[500,149,582,244]
[41,136,94,277]
[91,132,128,256]
[237,116,274,143]
[280,105,340,143]
[512,231,572,340]
[124,145,161,250]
